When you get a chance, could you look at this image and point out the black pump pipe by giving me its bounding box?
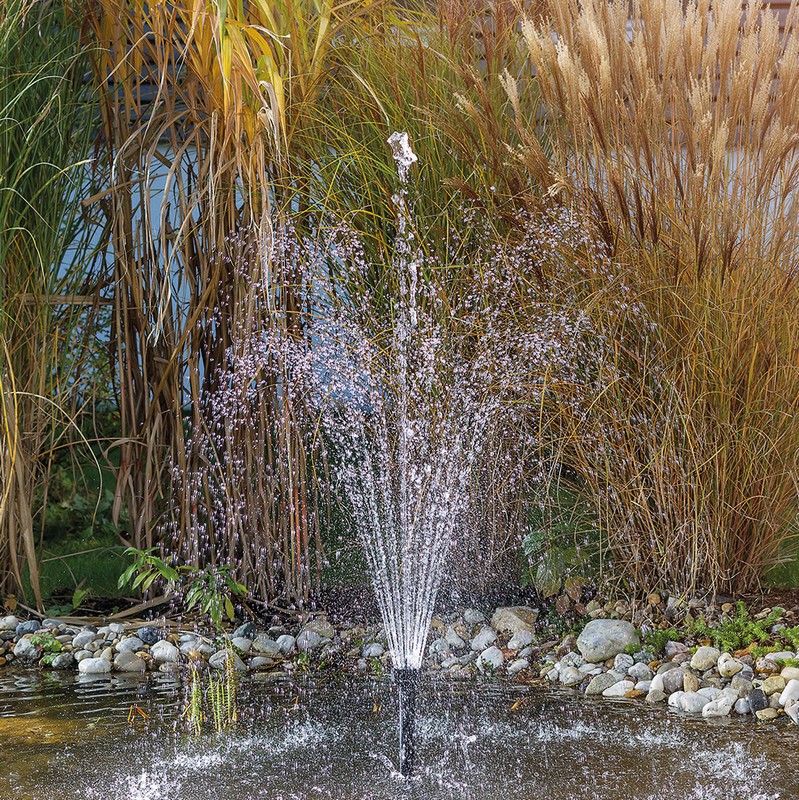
[394,667,420,776]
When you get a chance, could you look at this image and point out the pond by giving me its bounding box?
[1,671,797,800]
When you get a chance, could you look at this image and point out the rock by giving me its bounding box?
[683,672,699,693]
[559,666,583,686]
[71,630,96,650]
[690,646,721,671]
[114,650,146,672]
[444,628,466,649]
[656,661,680,675]
[668,691,686,708]
[560,651,585,668]
[507,630,535,650]
[647,593,662,606]
[51,653,75,670]
[730,674,753,696]
[748,688,769,712]
[490,606,539,635]
[108,622,126,635]
[15,620,41,637]
[717,653,743,678]
[762,675,786,696]
[78,657,112,674]
[151,640,180,664]
[613,653,635,672]
[697,687,722,700]
[470,626,498,652]
[301,618,334,640]
[73,650,92,662]
[628,663,653,681]
[763,650,794,662]
[13,638,39,662]
[116,637,144,653]
[755,657,781,674]
[209,650,247,671]
[702,691,736,717]
[0,615,19,631]
[428,637,450,656]
[252,635,281,657]
[576,619,640,663]
[661,668,686,695]
[586,673,619,696]
[476,646,504,673]
[635,680,652,693]
[463,608,485,625]
[734,698,751,714]
[276,634,296,654]
[664,641,690,658]
[233,622,256,639]
[602,680,635,698]
[646,689,667,703]
[680,692,710,713]
[781,667,799,682]
[508,658,529,676]
[786,702,799,725]
[231,637,253,652]
[297,630,324,651]
[362,642,384,659]
[755,707,778,721]
[137,626,164,646]
[778,679,799,708]
[250,656,276,668]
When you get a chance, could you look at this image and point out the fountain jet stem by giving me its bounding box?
[394,667,419,776]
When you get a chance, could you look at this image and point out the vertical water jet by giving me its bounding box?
[394,667,419,776]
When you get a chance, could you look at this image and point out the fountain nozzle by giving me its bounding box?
[393,667,420,777]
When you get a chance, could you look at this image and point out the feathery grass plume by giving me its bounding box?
[516,0,799,593]
[83,0,379,603]
[0,0,97,608]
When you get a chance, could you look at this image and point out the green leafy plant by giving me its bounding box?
[688,602,783,652]
[119,548,246,630]
[639,628,681,656]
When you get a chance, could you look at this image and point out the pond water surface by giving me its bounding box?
[0,671,797,800]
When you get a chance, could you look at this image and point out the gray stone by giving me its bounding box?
[476,646,504,673]
[576,619,640,663]
[78,657,112,674]
[114,650,146,672]
[702,691,736,717]
[779,679,799,708]
[697,687,722,700]
[72,630,96,649]
[490,606,539,635]
[690,646,721,671]
[428,637,450,656]
[508,630,535,650]
[362,642,384,659]
[656,661,680,675]
[730,674,753,696]
[786,702,799,725]
[116,636,144,653]
[276,634,296,654]
[679,692,709,713]
[664,641,689,658]
[231,637,253,652]
[602,680,635,698]
[233,622,256,639]
[507,658,529,676]
[560,651,585,668]
[559,666,583,686]
[108,622,126,635]
[585,672,619,696]
[151,640,180,664]
[73,649,92,662]
[614,653,635,672]
[444,628,466,649]
[747,688,769,712]
[646,689,667,703]
[471,626,498,652]
[15,620,41,637]
[252,635,281,657]
[463,608,485,625]
[661,668,686,695]
[628,662,653,681]
[0,615,19,631]
[209,650,247,671]
[297,630,324,652]
[13,637,39,662]
[717,653,743,678]
[734,698,751,714]
[301,618,334,640]
[250,656,276,668]
[635,680,652,693]
[137,626,164,646]
[51,652,75,670]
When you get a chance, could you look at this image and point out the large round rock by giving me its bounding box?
[576,619,640,663]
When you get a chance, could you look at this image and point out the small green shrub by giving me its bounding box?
[688,602,783,652]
